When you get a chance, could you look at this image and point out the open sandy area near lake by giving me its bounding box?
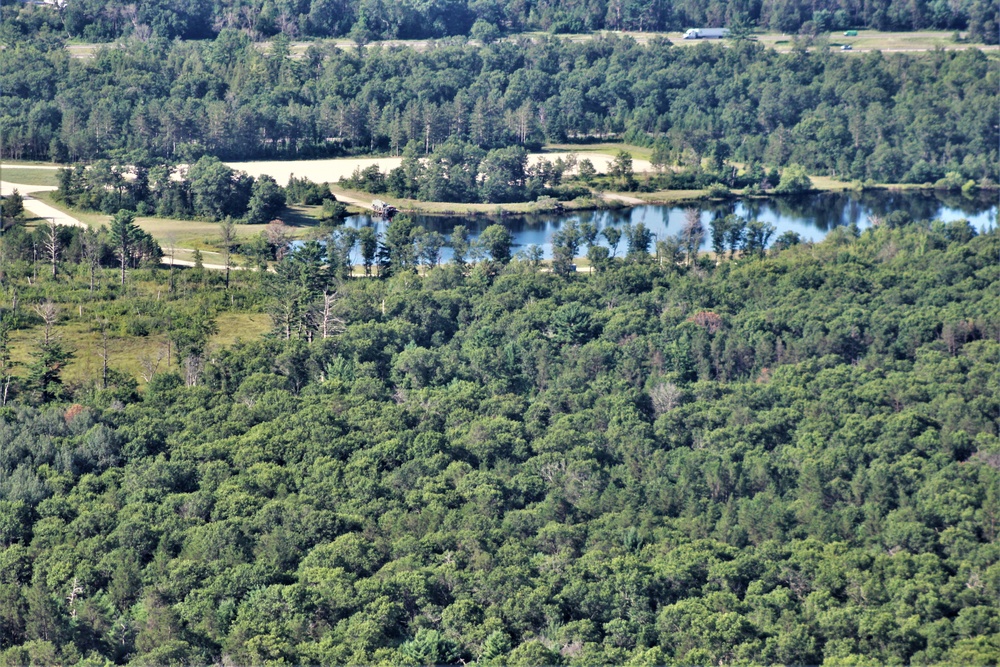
[227,152,652,186]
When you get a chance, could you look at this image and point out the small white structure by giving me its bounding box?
[372,199,397,217]
[683,28,730,39]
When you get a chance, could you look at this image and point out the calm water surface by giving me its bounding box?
[338,190,998,262]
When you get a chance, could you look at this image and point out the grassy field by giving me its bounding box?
[493,29,998,53]
[528,29,997,53]
[1,168,59,187]
[7,304,270,387]
[0,160,61,168]
[32,192,329,249]
[755,30,994,52]
[208,311,272,347]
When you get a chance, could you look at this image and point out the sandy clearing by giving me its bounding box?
[228,157,403,187]
[226,152,652,187]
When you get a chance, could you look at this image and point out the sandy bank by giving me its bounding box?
[227,152,652,186]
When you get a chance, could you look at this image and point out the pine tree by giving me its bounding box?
[108,209,139,285]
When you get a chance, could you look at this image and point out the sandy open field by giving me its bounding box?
[227,152,652,186]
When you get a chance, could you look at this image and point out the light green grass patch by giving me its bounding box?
[211,312,272,347]
[8,311,270,387]
[1,168,59,187]
[8,322,168,386]
[32,193,326,248]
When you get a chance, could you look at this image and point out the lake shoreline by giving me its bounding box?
[340,182,998,220]
[337,189,998,264]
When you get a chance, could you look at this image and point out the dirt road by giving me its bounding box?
[601,192,645,206]
[1,181,86,228]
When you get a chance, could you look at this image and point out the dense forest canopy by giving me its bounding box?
[2,0,999,663]
[4,0,999,41]
[2,34,998,185]
[0,217,998,665]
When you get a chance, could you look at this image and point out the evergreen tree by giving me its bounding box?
[108,210,139,285]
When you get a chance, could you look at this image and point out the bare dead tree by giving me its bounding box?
[138,344,167,383]
[213,8,239,32]
[132,23,152,41]
[81,227,102,292]
[164,233,177,268]
[239,4,263,39]
[276,10,298,36]
[101,4,125,34]
[650,381,683,416]
[66,577,83,619]
[265,220,291,260]
[681,208,704,266]
[0,231,7,287]
[122,4,138,28]
[183,355,203,387]
[219,219,236,290]
[316,289,345,339]
[42,219,60,279]
[123,4,152,41]
[117,618,131,646]
[0,324,14,406]
[34,301,58,346]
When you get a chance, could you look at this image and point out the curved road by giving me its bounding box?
[0,178,224,270]
[0,181,86,228]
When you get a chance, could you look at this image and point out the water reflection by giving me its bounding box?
[338,190,997,261]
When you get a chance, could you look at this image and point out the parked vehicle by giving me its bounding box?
[683,28,729,39]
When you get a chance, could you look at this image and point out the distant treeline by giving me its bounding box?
[3,35,998,184]
[3,0,998,41]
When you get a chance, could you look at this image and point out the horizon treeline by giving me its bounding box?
[0,220,997,664]
[2,35,997,185]
[4,0,998,42]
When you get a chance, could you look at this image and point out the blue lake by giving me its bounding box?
[338,190,998,262]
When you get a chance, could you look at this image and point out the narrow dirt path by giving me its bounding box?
[601,192,645,206]
[330,192,372,208]
[162,258,237,271]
